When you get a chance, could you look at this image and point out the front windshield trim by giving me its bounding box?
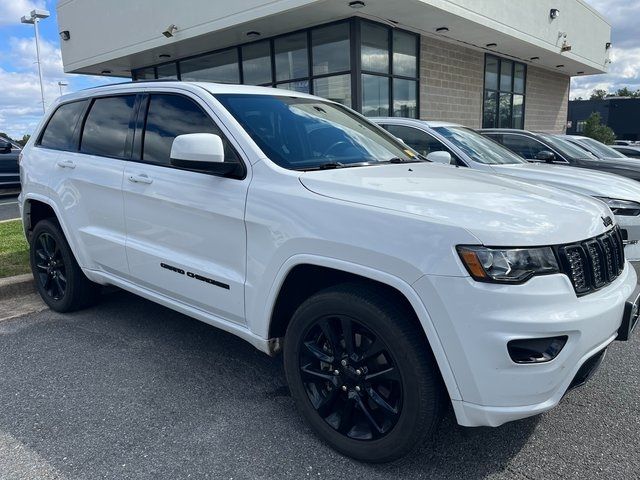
[214,93,423,171]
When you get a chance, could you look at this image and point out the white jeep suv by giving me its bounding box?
[19,82,639,462]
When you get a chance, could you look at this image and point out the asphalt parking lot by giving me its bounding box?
[0,287,638,480]
[0,192,20,221]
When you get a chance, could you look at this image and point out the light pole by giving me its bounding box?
[57,81,69,96]
[21,9,50,114]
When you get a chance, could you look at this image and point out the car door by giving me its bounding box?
[0,140,19,185]
[122,91,249,324]
[37,97,130,275]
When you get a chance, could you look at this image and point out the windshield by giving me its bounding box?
[433,126,527,165]
[536,133,596,160]
[574,137,627,159]
[214,94,419,170]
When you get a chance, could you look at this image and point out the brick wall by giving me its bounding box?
[419,36,484,127]
[419,36,571,133]
[524,65,570,133]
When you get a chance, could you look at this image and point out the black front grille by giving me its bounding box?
[557,227,625,296]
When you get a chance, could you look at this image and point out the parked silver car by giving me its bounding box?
[372,118,640,261]
[561,135,631,161]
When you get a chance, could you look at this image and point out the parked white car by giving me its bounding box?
[19,82,639,462]
[373,118,640,261]
[561,134,631,161]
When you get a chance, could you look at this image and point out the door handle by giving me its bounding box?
[56,159,76,169]
[128,173,153,184]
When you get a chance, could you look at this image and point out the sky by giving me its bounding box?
[0,0,638,139]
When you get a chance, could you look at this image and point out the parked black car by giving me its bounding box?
[480,128,640,182]
[613,145,640,159]
[0,137,20,188]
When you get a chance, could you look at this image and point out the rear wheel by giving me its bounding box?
[30,219,101,312]
[284,283,444,463]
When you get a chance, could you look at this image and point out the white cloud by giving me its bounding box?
[0,0,46,26]
[0,35,116,138]
[570,46,640,99]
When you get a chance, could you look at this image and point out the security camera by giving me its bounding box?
[162,24,178,38]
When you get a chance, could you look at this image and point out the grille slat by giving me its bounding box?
[558,227,625,296]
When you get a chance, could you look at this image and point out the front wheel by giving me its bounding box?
[29,219,101,312]
[283,283,445,463]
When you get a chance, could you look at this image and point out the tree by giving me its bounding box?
[583,112,616,144]
[590,89,608,100]
[616,87,634,97]
[16,134,30,147]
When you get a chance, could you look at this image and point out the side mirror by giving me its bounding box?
[0,140,11,154]
[170,133,238,175]
[535,150,556,163]
[426,150,453,165]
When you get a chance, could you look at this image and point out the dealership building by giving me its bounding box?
[57,0,610,133]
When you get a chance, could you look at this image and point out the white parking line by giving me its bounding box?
[0,200,18,206]
[0,218,20,223]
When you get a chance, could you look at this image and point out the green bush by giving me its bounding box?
[583,112,616,145]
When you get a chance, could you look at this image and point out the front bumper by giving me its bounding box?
[413,261,637,427]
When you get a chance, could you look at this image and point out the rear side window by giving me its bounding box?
[39,101,86,151]
[81,95,136,158]
[142,94,238,166]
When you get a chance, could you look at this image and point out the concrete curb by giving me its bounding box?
[0,274,35,300]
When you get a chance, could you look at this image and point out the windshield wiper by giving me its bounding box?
[318,161,345,170]
[385,157,423,164]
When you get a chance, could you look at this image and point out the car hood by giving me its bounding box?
[299,163,612,246]
[492,163,640,201]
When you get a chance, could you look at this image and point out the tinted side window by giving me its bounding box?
[142,94,239,166]
[499,134,547,160]
[383,124,447,157]
[81,95,136,158]
[40,101,87,151]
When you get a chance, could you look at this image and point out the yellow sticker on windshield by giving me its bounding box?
[404,149,416,158]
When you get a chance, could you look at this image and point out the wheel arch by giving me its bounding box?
[263,255,462,402]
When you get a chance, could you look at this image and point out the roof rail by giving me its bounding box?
[80,78,182,91]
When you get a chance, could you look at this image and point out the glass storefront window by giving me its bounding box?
[276,80,310,93]
[242,41,272,85]
[156,63,177,79]
[393,30,417,77]
[274,32,309,82]
[484,56,498,91]
[483,55,526,128]
[361,22,389,74]
[512,94,524,129]
[500,60,513,92]
[134,67,156,80]
[312,23,351,75]
[514,63,526,94]
[362,74,389,116]
[180,49,239,83]
[313,74,352,107]
[392,78,417,118]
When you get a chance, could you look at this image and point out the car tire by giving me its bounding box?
[283,283,445,463]
[29,219,101,312]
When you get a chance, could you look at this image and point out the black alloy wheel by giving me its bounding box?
[284,283,445,463]
[299,314,402,440]
[29,218,101,312]
[33,232,67,300]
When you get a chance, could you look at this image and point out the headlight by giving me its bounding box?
[457,246,559,283]
[595,197,640,216]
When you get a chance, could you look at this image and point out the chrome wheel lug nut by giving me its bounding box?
[355,386,361,392]
[356,369,362,376]
[341,359,347,367]
[333,370,340,375]
[341,385,347,391]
